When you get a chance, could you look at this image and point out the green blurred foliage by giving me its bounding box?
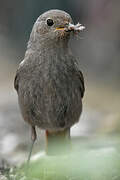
[8,135,120,180]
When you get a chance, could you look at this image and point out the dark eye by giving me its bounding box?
[47,18,54,26]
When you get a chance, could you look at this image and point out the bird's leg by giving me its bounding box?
[27,126,37,164]
[45,128,71,155]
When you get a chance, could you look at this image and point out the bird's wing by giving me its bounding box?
[74,59,85,98]
[14,71,19,92]
[14,59,25,92]
[77,69,85,98]
[14,66,21,92]
[73,57,85,98]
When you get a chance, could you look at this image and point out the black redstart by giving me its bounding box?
[14,9,85,161]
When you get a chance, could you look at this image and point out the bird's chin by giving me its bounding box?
[55,29,71,40]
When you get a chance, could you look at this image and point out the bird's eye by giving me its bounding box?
[47,18,54,26]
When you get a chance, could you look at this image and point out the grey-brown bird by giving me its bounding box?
[14,9,85,162]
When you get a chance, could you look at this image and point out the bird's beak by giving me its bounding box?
[55,23,85,32]
[55,27,66,31]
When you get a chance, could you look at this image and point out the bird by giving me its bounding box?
[14,9,85,162]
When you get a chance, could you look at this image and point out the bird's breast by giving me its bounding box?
[19,54,82,130]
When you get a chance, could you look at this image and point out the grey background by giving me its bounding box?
[0,0,120,165]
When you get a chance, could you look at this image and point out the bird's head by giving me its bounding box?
[29,9,85,48]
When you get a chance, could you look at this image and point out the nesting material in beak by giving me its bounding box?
[67,23,85,32]
[55,23,85,33]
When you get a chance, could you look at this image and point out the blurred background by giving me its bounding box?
[0,0,120,167]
